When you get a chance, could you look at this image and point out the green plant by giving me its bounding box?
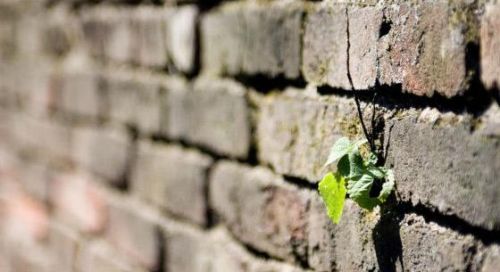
[319,137,394,224]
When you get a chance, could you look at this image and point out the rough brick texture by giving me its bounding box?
[0,0,498,271]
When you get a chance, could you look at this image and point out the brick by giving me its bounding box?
[78,240,147,272]
[201,2,302,78]
[164,225,212,272]
[480,245,500,272]
[399,214,477,271]
[51,172,107,234]
[18,160,51,202]
[103,70,163,135]
[481,3,500,91]
[57,71,102,120]
[81,11,112,60]
[11,114,72,163]
[104,9,133,64]
[105,195,161,270]
[165,6,198,73]
[302,3,349,89]
[209,161,310,263]
[131,141,212,225]
[348,6,382,90]
[378,2,468,97]
[131,7,167,67]
[257,89,359,181]
[2,192,49,243]
[165,78,250,158]
[48,222,80,272]
[163,224,308,272]
[73,126,131,186]
[385,111,500,230]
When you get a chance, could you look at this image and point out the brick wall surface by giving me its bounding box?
[0,0,499,271]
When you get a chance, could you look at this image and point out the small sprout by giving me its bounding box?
[319,137,395,224]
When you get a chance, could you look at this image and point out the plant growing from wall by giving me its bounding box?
[319,136,394,224]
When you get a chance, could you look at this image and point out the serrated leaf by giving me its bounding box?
[347,174,379,210]
[377,169,395,203]
[319,172,347,224]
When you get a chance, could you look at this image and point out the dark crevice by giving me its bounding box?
[283,175,318,191]
[203,164,217,229]
[115,124,140,191]
[379,17,392,38]
[397,201,500,246]
[372,195,404,272]
[234,74,307,94]
[154,230,166,272]
[317,82,494,117]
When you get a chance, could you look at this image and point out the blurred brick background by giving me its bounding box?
[0,0,499,271]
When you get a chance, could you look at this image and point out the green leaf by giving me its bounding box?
[377,169,395,203]
[348,150,364,179]
[366,153,378,166]
[337,155,350,177]
[366,165,386,179]
[324,137,352,167]
[319,172,347,224]
[347,174,379,210]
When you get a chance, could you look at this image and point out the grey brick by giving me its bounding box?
[165,6,198,73]
[105,195,161,271]
[131,141,212,225]
[164,78,250,158]
[302,3,349,89]
[131,7,167,68]
[78,240,147,272]
[103,70,162,135]
[201,2,302,78]
[480,245,500,272]
[399,214,477,272]
[209,161,309,263]
[481,3,500,91]
[57,72,101,120]
[386,111,500,230]
[73,126,131,186]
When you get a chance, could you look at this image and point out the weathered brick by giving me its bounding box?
[164,224,212,272]
[104,9,133,64]
[209,161,310,263]
[165,6,198,73]
[131,141,212,225]
[348,6,382,90]
[131,7,167,67]
[105,195,161,270]
[480,245,500,272]
[201,2,302,78]
[257,89,359,181]
[302,3,349,89]
[399,214,477,271]
[78,240,147,272]
[57,71,102,120]
[51,172,107,234]
[378,2,468,97]
[103,70,162,135]
[163,224,308,272]
[11,114,73,163]
[73,126,131,186]
[386,110,500,230]
[48,222,80,272]
[481,3,500,91]
[165,78,250,158]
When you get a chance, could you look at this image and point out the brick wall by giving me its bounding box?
[0,0,499,271]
